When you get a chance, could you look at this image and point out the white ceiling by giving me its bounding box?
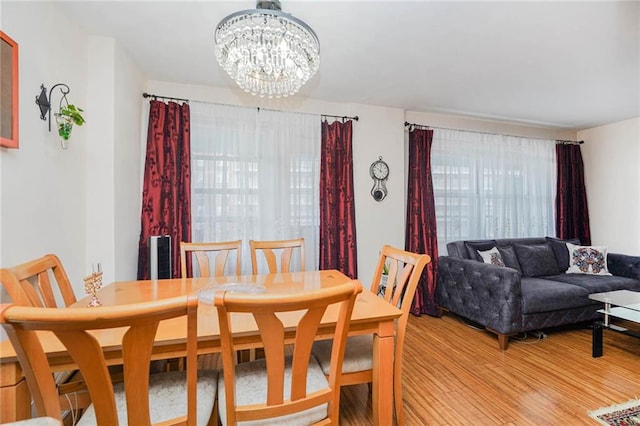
[56,1,639,130]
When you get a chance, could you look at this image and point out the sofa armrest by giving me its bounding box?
[437,256,523,335]
[608,253,640,280]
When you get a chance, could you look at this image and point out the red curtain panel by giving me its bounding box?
[137,101,192,279]
[319,119,358,279]
[555,143,591,245]
[406,129,440,316]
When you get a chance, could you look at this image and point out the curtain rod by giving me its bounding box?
[404,121,430,130]
[141,92,359,122]
[556,139,584,145]
[404,121,583,144]
[143,92,189,103]
[321,114,359,122]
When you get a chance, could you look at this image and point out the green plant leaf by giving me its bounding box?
[59,104,86,126]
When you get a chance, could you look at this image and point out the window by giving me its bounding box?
[190,102,320,273]
[431,129,556,253]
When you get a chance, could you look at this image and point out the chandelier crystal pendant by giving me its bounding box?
[214,0,320,98]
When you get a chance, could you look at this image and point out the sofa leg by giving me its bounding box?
[486,328,512,350]
[497,333,509,351]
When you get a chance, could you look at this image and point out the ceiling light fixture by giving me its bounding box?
[214,0,320,98]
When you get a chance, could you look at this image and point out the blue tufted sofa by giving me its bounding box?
[437,237,640,350]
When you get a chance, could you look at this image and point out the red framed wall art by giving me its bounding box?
[1,31,19,149]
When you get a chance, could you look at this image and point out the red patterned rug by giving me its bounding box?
[589,399,640,425]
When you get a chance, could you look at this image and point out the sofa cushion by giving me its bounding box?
[465,240,497,261]
[546,236,580,272]
[514,244,560,277]
[496,245,522,273]
[566,243,611,276]
[608,253,640,280]
[520,278,591,314]
[445,241,469,258]
[495,238,547,247]
[544,273,640,293]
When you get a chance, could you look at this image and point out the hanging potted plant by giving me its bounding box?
[55,104,85,148]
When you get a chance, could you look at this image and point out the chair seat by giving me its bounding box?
[312,334,373,375]
[1,418,60,425]
[217,356,328,426]
[77,370,217,426]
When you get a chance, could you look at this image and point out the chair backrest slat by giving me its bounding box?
[55,329,119,424]
[180,240,242,277]
[249,238,305,274]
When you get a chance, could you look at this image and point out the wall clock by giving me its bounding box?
[370,156,389,202]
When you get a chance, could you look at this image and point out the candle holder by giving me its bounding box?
[83,269,103,307]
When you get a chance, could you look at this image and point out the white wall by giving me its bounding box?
[85,37,144,284]
[113,43,144,281]
[352,105,406,285]
[1,2,145,301]
[1,2,88,297]
[579,117,640,254]
[405,111,577,141]
[86,37,116,284]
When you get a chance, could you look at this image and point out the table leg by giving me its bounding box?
[372,322,395,426]
[592,321,603,358]
[0,361,31,422]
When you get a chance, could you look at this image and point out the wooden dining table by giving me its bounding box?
[0,269,402,425]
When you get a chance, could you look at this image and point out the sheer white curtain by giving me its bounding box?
[431,129,556,253]
[190,102,321,274]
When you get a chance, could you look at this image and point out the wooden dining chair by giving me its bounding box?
[180,240,243,368]
[0,295,217,425]
[311,245,431,426]
[0,254,99,418]
[214,279,363,425]
[249,238,305,274]
[1,254,76,308]
[180,240,242,278]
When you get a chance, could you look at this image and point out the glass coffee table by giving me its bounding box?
[589,290,640,357]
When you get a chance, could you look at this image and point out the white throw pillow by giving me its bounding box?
[565,243,611,275]
[477,247,505,267]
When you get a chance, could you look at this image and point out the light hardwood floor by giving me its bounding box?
[339,313,640,425]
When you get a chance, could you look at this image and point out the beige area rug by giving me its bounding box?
[589,399,640,425]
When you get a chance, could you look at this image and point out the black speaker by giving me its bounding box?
[592,322,603,358]
[149,235,172,279]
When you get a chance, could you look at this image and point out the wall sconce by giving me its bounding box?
[35,83,85,149]
[35,83,69,132]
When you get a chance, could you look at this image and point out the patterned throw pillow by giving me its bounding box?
[465,240,497,261]
[477,247,506,267]
[566,243,612,276]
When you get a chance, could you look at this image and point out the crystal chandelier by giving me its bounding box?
[214,0,320,98]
